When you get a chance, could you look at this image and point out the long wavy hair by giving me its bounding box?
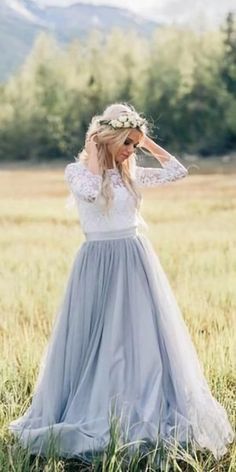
[76,102,150,214]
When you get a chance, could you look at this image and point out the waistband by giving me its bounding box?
[85,226,138,241]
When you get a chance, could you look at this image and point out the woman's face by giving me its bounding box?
[111,129,142,164]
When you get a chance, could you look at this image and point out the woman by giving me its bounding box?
[9,103,234,463]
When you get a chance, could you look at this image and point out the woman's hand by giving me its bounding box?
[85,133,101,176]
[138,133,148,148]
[139,134,173,164]
[85,133,98,156]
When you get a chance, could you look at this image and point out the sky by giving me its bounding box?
[37,0,236,24]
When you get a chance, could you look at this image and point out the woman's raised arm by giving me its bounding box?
[135,135,189,187]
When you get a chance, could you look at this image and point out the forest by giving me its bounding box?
[0,12,235,161]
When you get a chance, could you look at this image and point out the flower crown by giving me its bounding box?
[97,113,147,130]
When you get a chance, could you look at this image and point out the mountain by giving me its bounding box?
[0,0,160,81]
[0,1,49,81]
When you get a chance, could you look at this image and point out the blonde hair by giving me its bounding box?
[76,102,150,214]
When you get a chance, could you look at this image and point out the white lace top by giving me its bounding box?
[64,156,188,234]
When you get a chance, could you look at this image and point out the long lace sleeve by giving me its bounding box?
[135,155,188,187]
[64,162,102,203]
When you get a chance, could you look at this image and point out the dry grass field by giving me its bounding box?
[0,164,235,471]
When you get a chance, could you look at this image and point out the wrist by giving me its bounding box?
[140,135,151,149]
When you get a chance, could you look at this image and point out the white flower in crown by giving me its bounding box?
[110,119,122,127]
[129,118,137,127]
[119,115,129,123]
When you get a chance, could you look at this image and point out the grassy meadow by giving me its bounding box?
[0,163,235,471]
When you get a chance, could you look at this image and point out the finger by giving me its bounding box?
[91,135,98,144]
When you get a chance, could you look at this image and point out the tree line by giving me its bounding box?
[0,12,235,161]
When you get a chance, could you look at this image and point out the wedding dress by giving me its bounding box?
[9,155,234,462]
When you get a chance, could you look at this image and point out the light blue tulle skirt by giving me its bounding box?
[9,226,234,462]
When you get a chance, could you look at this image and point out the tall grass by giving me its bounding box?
[0,166,235,471]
